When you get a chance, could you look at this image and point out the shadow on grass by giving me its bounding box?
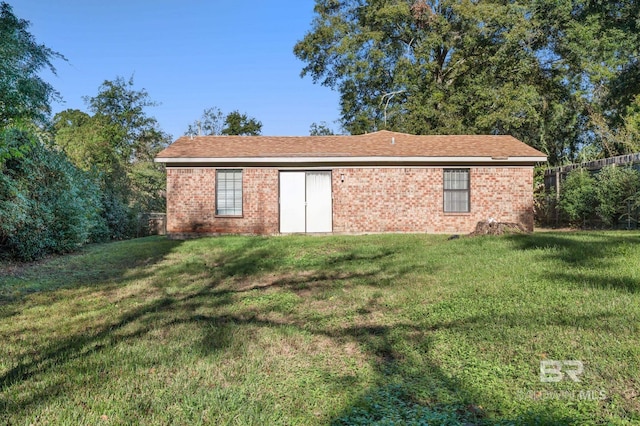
[0,234,597,424]
[0,296,176,412]
[150,236,589,424]
[507,232,640,293]
[325,324,584,425]
[0,236,392,414]
[0,237,184,308]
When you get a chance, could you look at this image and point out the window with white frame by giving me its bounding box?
[443,169,470,213]
[216,169,242,216]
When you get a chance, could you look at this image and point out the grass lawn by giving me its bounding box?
[1,232,639,425]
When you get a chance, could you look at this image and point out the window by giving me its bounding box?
[443,169,470,213]
[216,169,242,216]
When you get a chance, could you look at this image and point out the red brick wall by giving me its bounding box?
[166,167,279,235]
[165,166,534,236]
[332,167,534,234]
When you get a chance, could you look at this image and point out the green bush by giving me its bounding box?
[0,128,106,260]
[594,165,640,227]
[554,165,640,228]
[558,168,597,226]
[100,189,138,240]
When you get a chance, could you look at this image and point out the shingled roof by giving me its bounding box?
[155,130,546,165]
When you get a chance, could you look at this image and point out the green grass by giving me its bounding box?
[1,232,639,425]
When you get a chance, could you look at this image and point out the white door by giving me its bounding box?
[306,171,332,232]
[279,171,332,233]
[279,172,306,233]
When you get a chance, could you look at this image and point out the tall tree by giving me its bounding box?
[0,2,64,128]
[185,107,262,136]
[560,0,640,157]
[0,1,64,163]
[84,76,167,163]
[53,109,112,171]
[309,121,335,136]
[221,110,262,136]
[294,0,639,164]
[0,4,112,259]
[54,77,169,236]
[185,107,224,136]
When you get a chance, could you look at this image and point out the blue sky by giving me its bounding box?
[11,0,341,139]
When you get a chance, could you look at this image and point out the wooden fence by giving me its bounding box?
[544,152,640,192]
[137,212,166,236]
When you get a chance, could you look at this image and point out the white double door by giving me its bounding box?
[279,171,332,233]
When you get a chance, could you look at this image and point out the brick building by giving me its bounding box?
[155,130,546,237]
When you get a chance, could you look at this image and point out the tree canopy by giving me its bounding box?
[309,121,336,136]
[84,76,167,163]
[185,107,225,136]
[54,76,169,236]
[221,110,262,136]
[0,3,108,259]
[185,107,262,136]
[294,0,640,165]
[0,2,64,128]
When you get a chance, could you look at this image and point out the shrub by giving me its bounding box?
[558,168,597,226]
[100,189,138,240]
[594,165,640,227]
[0,128,106,260]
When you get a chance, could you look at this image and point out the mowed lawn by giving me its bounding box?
[1,232,639,425]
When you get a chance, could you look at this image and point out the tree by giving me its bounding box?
[0,2,64,128]
[1,127,106,260]
[294,0,640,164]
[0,2,64,162]
[221,110,262,136]
[54,77,169,237]
[539,0,640,159]
[309,121,335,136]
[185,107,262,136]
[185,107,224,136]
[84,76,167,163]
[53,109,113,171]
[0,4,113,259]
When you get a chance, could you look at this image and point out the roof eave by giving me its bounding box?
[155,156,547,166]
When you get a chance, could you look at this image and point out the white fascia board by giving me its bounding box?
[155,156,547,164]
